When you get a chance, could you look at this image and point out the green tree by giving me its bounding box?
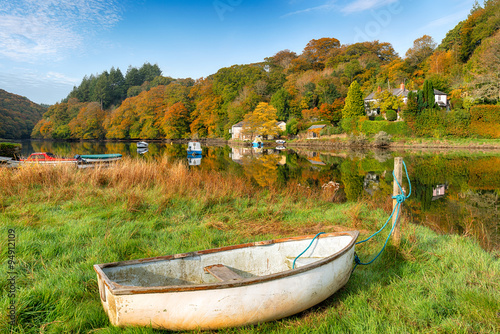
[423,80,436,109]
[342,81,365,118]
[270,88,291,121]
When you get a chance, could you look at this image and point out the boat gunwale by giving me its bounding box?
[94,231,359,296]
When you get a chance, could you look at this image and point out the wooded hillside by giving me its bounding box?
[26,0,500,140]
[0,89,47,139]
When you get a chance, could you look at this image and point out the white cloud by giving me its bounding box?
[0,0,122,62]
[418,9,469,31]
[342,0,399,14]
[0,69,79,104]
[281,3,336,18]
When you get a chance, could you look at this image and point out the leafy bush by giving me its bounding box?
[320,125,345,136]
[286,118,299,135]
[386,110,397,121]
[348,133,368,147]
[341,116,365,134]
[446,110,470,137]
[373,131,392,147]
[469,105,500,138]
[0,142,21,157]
[359,119,410,137]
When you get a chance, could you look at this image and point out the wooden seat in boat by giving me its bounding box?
[204,264,243,281]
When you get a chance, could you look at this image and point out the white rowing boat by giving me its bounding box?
[93,231,358,330]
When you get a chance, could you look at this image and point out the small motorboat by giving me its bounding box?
[137,141,148,149]
[20,152,78,165]
[94,231,358,330]
[276,139,286,145]
[187,142,202,156]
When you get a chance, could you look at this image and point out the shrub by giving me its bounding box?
[320,125,345,136]
[373,131,392,147]
[469,105,500,138]
[359,120,410,137]
[446,110,470,137]
[386,110,397,121]
[0,143,21,158]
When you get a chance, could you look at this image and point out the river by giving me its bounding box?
[17,139,500,252]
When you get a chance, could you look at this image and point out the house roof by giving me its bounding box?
[232,121,244,128]
[434,89,447,95]
[365,88,447,101]
[307,124,327,130]
[364,88,411,101]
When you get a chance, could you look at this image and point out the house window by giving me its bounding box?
[437,95,441,101]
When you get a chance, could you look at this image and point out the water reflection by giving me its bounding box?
[17,140,500,251]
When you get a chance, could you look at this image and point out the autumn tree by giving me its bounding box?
[374,91,404,113]
[302,37,341,68]
[162,102,189,139]
[469,31,500,101]
[405,35,437,68]
[342,81,365,118]
[266,49,298,70]
[68,102,106,139]
[242,102,279,140]
[319,98,344,124]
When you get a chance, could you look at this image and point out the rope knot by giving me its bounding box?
[354,252,361,265]
[392,194,406,204]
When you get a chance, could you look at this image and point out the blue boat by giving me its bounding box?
[187,142,202,156]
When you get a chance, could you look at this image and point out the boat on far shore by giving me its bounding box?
[187,142,202,156]
[137,141,148,149]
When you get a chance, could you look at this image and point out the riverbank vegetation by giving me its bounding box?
[15,0,497,142]
[1,158,498,333]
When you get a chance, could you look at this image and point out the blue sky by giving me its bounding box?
[0,0,477,105]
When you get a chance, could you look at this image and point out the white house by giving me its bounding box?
[230,121,286,140]
[276,121,286,132]
[364,83,410,116]
[364,83,449,116]
[230,121,245,140]
[434,89,448,108]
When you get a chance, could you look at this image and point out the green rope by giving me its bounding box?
[353,160,411,270]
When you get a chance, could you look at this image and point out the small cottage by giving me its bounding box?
[306,124,327,139]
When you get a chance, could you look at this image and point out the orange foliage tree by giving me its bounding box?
[68,102,106,139]
[162,102,189,139]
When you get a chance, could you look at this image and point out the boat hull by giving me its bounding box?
[94,231,358,330]
[78,154,122,163]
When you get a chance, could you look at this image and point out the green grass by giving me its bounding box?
[1,159,499,333]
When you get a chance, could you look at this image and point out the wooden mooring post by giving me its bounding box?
[392,157,403,246]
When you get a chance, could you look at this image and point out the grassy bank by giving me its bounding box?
[1,159,499,333]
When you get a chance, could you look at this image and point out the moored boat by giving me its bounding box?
[76,154,122,163]
[93,231,358,330]
[137,141,148,149]
[187,142,202,156]
[20,152,78,165]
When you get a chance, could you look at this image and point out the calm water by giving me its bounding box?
[18,140,500,252]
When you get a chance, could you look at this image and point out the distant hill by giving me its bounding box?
[0,89,47,139]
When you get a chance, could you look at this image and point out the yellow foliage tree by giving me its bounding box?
[242,102,279,140]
